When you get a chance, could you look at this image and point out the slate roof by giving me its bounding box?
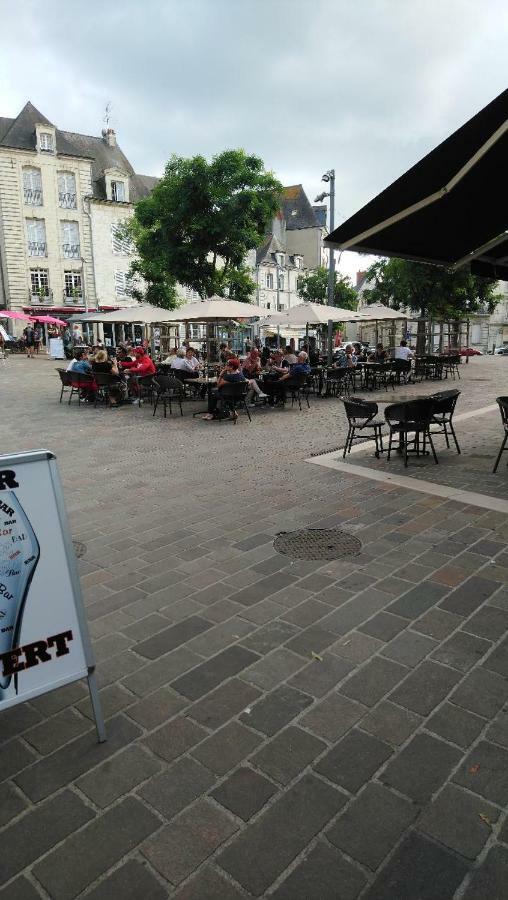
[256,233,285,265]
[282,185,320,230]
[312,204,327,228]
[0,101,158,202]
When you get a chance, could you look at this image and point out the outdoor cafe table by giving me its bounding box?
[192,376,218,415]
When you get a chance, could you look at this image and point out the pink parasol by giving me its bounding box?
[0,310,35,321]
[31,315,67,326]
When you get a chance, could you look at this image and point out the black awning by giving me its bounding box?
[326,89,508,273]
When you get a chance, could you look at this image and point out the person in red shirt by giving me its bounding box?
[125,348,156,400]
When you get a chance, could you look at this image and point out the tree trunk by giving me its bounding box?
[416,316,426,355]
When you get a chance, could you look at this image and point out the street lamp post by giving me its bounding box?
[315,168,335,362]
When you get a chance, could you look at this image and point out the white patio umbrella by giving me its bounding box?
[160,296,266,321]
[69,304,180,324]
[264,301,355,327]
[346,303,408,321]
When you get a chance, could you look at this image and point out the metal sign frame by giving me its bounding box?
[0,449,105,742]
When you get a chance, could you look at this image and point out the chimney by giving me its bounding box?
[103,128,116,147]
[356,270,366,288]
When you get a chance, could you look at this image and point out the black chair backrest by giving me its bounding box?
[385,399,435,426]
[93,372,123,388]
[56,369,72,386]
[496,397,508,428]
[220,381,248,399]
[155,374,185,395]
[343,398,378,423]
[69,371,95,387]
[429,389,460,414]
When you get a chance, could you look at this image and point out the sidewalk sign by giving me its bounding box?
[49,337,65,359]
[0,450,106,742]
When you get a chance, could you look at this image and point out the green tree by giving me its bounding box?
[297,267,358,310]
[127,150,282,307]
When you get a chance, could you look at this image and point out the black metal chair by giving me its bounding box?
[493,396,508,473]
[287,375,311,410]
[56,368,72,403]
[217,381,251,423]
[68,371,95,405]
[442,355,461,380]
[385,399,438,467]
[342,398,385,458]
[429,389,461,454]
[153,374,186,417]
[93,372,125,408]
[325,368,352,398]
[391,359,412,384]
[130,374,157,407]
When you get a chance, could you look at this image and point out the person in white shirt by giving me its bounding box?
[394,340,414,361]
[171,349,188,371]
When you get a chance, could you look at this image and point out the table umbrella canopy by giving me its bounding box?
[161,296,266,321]
[347,303,408,321]
[326,88,508,280]
[69,305,181,324]
[263,302,357,327]
[31,315,67,326]
[0,310,35,321]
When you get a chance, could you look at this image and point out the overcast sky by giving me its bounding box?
[1,0,507,280]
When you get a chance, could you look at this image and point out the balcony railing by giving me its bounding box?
[29,289,53,304]
[63,291,83,305]
[24,188,43,206]
[28,241,47,257]
[62,243,80,259]
[59,192,77,209]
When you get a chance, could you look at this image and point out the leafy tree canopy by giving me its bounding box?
[297,267,358,310]
[127,150,282,307]
[363,258,500,319]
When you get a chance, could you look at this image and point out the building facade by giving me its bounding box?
[0,102,156,332]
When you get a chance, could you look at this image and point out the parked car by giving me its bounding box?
[459,347,483,356]
[494,346,508,355]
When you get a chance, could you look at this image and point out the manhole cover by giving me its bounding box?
[274,529,362,560]
[72,540,87,558]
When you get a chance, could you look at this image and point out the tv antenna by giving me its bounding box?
[103,102,112,128]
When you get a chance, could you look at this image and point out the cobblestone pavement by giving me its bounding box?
[1,354,507,899]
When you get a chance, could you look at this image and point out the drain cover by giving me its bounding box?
[72,540,87,558]
[274,529,362,560]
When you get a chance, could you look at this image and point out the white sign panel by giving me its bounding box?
[0,451,105,739]
[49,337,65,359]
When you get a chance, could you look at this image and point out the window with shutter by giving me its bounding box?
[58,173,77,208]
[111,181,125,202]
[111,224,134,255]
[114,271,133,296]
[26,219,47,256]
[30,268,49,297]
[266,273,274,289]
[61,221,80,258]
[39,132,54,152]
[23,168,43,206]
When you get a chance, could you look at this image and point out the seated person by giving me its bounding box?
[283,347,298,366]
[368,342,388,362]
[68,349,91,374]
[353,342,366,361]
[263,351,311,405]
[242,349,261,379]
[267,349,287,374]
[219,342,232,364]
[260,344,271,366]
[91,350,124,406]
[394,339,414,361]
[334,345,357,368]
[128,347,156,376]
[202,357,246,420]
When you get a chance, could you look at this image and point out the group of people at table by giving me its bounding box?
[63,337,415,415]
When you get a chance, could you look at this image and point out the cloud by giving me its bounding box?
[1,0,507,280]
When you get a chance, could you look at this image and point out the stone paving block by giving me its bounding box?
[126,685,186,729]
[427,702,487,748]
[340,656,408,707]
[24,706,92,755]
[461,845,508,900]
[139,755,216,819]
[486,707,508,748]
[284,623,338,658]
[462,604,508,641]
[389,660,461,715]
[381,732,462,802]
[77,744,162,807]
[234,531,273,550]
[315,728,392,793]
[187,617,257,657]
[489,585,508,611]
[217,773,346,896]
[238,598,284,624]
[251,554,288,575]
[76,682,136,721]
[241,620,300,655]
[388,581,448,619]
[251,725,326,785]
[122,612,169,641]
[144,715,207,764]
[15,714,141,802]
[0,703,42,745]
[135,615,214,660]
[301,692,367,742]
[83,859,168,900]
[34,796,161,899]
[287,652,354,697]
[28,679,87,716]
[393,562,434,583]
[142,798,237,885]
[360,700,422,747]
[297,573,335,592]
[171,646,260,701]
[188,677,261,729]
[280,597,331,627]
[374,575,415,596]
[359,611,408,642]
[450,667,508,718]
[1,789,94,884]
[240,684,312,736]
[93,631,134,662]
[439,575,498,616]
[482,635,508,678]
[412,607,463,640]
[453,740,508,804]
[191,720,262,774]
[319,588,390,636]
[0,781,28,828]
[417,784,499,859]
[271,840,367,900]
[363,832,469,900]
[269,585,313,608]
[172,866,247,899]
[242,648,307,690]
[380,629,437,667]
[330,631,384,663]
[327,781,418,870]
[313,585,354,607]
[0,877,41,900]
[432,631,492,672]
[211,766,278,820]
[228,572,292,607]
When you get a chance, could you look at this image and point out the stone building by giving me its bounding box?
[0,102,156,331]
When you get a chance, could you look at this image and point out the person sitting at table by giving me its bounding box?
[242,348,261,379]
[334,345,357,368]
[263,351,311,405]
[91,350,125,406]
[394,339,414,361]
[202,357,246,421]
[283,347,298,366]
[368,342,388,362]
[127,347,156,376]
[267,349,286,374]
[66,348,90,373]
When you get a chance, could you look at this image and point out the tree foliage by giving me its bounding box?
[363,258,500,318]
[297,267,358,310]
[127,150,282,307]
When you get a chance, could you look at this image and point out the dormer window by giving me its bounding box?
[111,181,125,202]
[39,132,54,153]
